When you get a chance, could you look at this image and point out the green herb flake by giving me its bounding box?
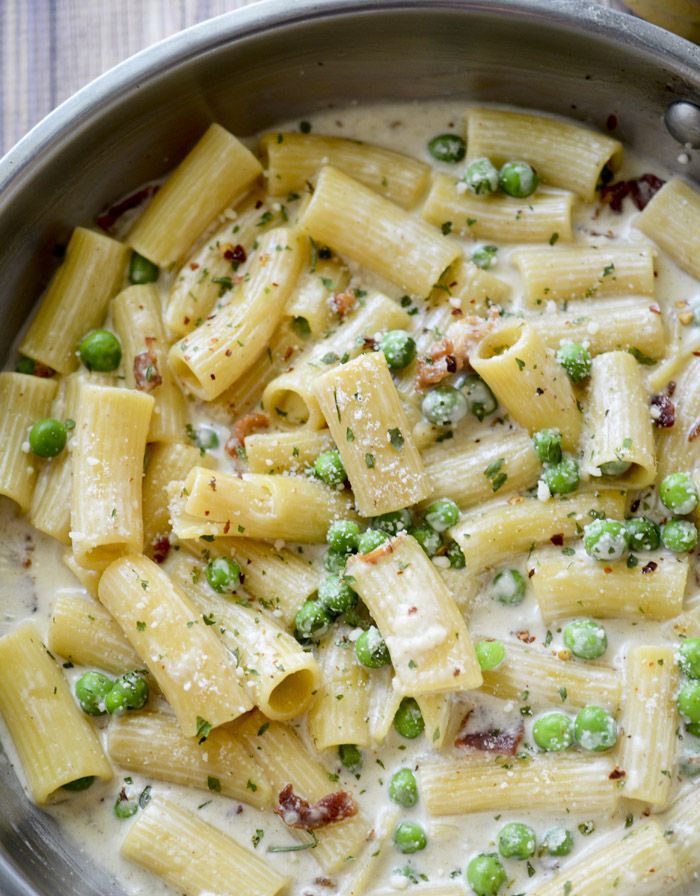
[388,428,404,451]
[196,716,212,743]
[365,453,376,468]
[207,776,221,792]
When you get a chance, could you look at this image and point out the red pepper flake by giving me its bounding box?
[133,338,162,393]
[515,630,536,644]
[527,568,536,578]
[609,766,626,780]
[650,392,675,429]
[455,711,524,756]
[189,262,200,271]
[274,784,358,830]
[642,561,658,574]
[688,417,700,443]
[362,336,378,351]
[603,566,613,574]
[407,606,418,615]
[96,185,158,232]
[223,520,231,535]
[150,536,170,564]
[550,533,564,546]
[223,243,247,269]
[649,303,661,314]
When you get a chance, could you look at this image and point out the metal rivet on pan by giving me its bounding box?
[665,100,700,148]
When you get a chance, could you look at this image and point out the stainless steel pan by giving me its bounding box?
[0,2,698,893]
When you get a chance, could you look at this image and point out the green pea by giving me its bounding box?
[393,697,424,739]
[16,355,36,375]
[556,342,592,383]
[542,826,574,857]
[104,672,149,714]
[357,529,390,554]
[463,157,500,195]
[428,133,466,163]
[114,793,139,819]
[462,374,498,421]
[372,509,412,536]
[388,767,418,807]
[324,546,349,573]
[542,455,580,495]
[29,418,67,458]
[421,385,468,426]
[532,428,562,465]
[625,516,661,552]
[678,638,700,679]
[490,569,525,605]
[532,712,574,752]
[686,721,700,737]
[62,776,95,792]
[475,639,506,671]
[661,519,698,553]
[471,245,498,270]
[355,626,391,668]
[563,618,608,660]
[380,330,417,370]
[599,459,631,477]
[393,820,427,854]
[338,743,362,771]
[659,472,699,515]
[583,518,628,561]
[498,160,539,198]
[75,671,114,716]
[343,600,372,631]
[678,680,700,723]
[497,821,536,860]
[294,599,331,642]
[424,498,460,533]
[408,523,441,557]
[318,574,358,617]
[313,450,346,487]
[327,519,361,553]
[466,852,507,896]
[574,705,617,752]
[128,251,159,284]
[79,329,122,372]
[205,557,240,593]
[446,539,466,569]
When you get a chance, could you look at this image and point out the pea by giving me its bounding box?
[475,639,506,671]
[428,133,466,163]
[313,450,347,487]
[28,418,67,458]
[114,793,139,819]
[677,680,700,723]
[318,574,358,617]
[462,374,498,421]
[678,638,700,679]
[574,705,617,751]
[599,459,631,477]
[294,599,331,642]
[686,721,700,737]
[490,568,525,605]
[542,826,574,857]
[424,498,460,533]
[542,455,580,495]
[327,519,361,553]
[421,384,468,426]
[661,519,698,553]
[357,528,390,554]
[556,342,592,383]
[466,852,507,896]
[338,744,362,771]
[16,355,36,375]
[372,509,412,535]
[583,518,628,561]
[463,157,500,196]
[532,712,574,752]
[393,697,424,739]
[393,820,427,854]
[75,671,114,716]
[446,539,466,569]
[343,600,372,631]
[497,821,536,860]
[104,672,149,714]
[532,428,562,465]
[205,556,240,593]
[498,160,539,198]
[659,472,699,515]
[388,768,418,808]
[563,618,608,660]
[62,776,95,792]
[128,251,159,284]
[408,523,442,557]
[625,516,661,552]
[380,330,417,370]
[355,626,391,668]
[79,329,122,372]
[471,245,498,270]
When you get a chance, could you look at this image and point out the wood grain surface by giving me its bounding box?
[0,0,630,157]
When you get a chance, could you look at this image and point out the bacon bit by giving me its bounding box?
[97,185,158,232]
[133,338,162,393]
[600,173,665,213]
[455,712,524,756]
[416,310,500,390]
[32,361,56,378]
[650,392,675,428]
[609,766,626,780]
[151,536,170,564]
[649,303,661,314]
[688,417,700,443]
[642,561,658,574]
[362,336,378,351]
[408,606,418,615]
[330,290,357,318]
[313,879,335,889]
[515,630,536,644]
[550,533,564,546]
[606,114,618,131]
[225,412,269,459]
[603,566,613,574]
[274,784,358,830]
